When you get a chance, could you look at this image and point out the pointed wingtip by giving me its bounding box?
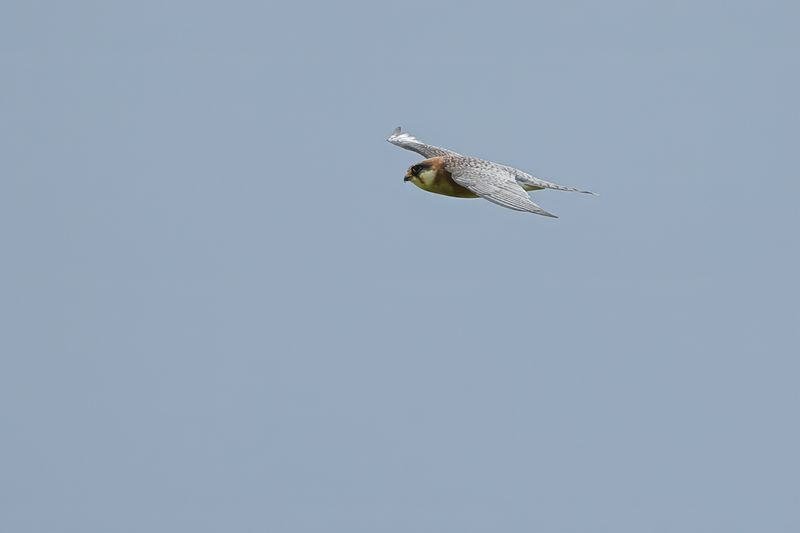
[388,126,401,140]
[531,208,558,218]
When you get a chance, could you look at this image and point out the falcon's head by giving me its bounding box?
[404,158,442,189]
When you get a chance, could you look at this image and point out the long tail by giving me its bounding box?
[501,164,597,195]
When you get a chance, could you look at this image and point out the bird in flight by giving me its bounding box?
[387,127,595,218]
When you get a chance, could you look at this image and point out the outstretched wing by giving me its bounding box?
[447,158,557,218]
[386,127,461,159]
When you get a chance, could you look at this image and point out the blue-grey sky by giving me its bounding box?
[2,1,799,531]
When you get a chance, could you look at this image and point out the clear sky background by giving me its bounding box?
[2,1,799,531]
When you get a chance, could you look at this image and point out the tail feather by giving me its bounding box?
[501,165,597,195]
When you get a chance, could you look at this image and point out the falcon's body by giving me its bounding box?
[405,157,477,198]
[407,156,545,198]
[388,127,595,218]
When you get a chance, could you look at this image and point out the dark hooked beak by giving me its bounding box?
[404,171,413,182]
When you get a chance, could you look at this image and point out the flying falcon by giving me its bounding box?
[387,127,595,218]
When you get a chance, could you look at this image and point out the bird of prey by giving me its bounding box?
[387,127,595,218]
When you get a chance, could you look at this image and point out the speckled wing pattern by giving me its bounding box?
[446,157,558,217]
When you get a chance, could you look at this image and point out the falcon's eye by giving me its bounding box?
[412,165,423,175]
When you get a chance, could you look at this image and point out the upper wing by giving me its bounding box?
[386,127,461,159]
[447,158,557,218]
